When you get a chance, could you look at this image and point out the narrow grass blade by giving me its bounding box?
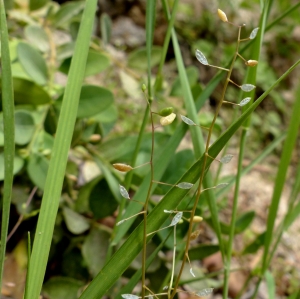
[24,1,98,298]
[78,60,300,299]
[0,0,15,288]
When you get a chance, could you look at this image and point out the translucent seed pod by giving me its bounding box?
[220,154,234,164]
[190,268,196,277]
[250,27,259,39]
[160,113,176,126]
[245,60,258,67]
[196,288,214,297]
[195,49,209,65]
[181,115,196,126]
[215,183,229,189]
[119,185,130,199]
[121,295,139,299]
[177,182,194,189]
[239,97,251,107]
[217,9,228,22]
[241,84,256,92]
[113,163,133,172]
[158,107,174,117]
[171,212,183,226]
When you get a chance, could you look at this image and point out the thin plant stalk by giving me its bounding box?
[0,0,15,288]
[170,24,244,299]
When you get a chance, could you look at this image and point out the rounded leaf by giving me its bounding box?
[17,42,48,85]
[62,206,90,235]
[27,153,49,190]
[239,97,251,107]
[241,84,256,92]
[119,185,130,199]
[220,154,234,164]
[195,49,208,65]
[250,27,259,39]
[0,153,24,181]
[177,182,194,189]
[171,212,183,226]
[14,110,35,145]
[181,115,196,126]
[24,25,49,52]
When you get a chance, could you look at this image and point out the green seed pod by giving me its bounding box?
[158,107,174,116]
[141,84,147,92]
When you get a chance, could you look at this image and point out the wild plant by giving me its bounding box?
[113,8,260,299]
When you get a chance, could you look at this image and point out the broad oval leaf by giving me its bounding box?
[241,84,256,92]
[62,206,90,235]
[239,97,251,106]
[119,185,130,199]
[177,182,194,189]
[170,212,183,226]
[55,85,114,119]
[196,288,214,297]
[181,115,196,126]
[2,77,51,105]
[24,25,49,52]
[17,42,48,85]
[14,110,35,145]
[0,153,24,181]
[195,49,208,65]
[27,152,49,190]
[250,27,259,39]
[220,154,234,164]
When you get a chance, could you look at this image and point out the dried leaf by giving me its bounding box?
[177,182,194,189]
[119,185,130,199]
[181,115,196,126]
[195,49,209,65]
[250,27,259,39]
[113,163,133,172]
[215,183,229,189]
[241,84,256,92]
[190,230,201,240]
[217,9,228,22]
[196,288,214,297]
[121,295,139,299]
[190,268,196,277]
[239,97,251,107]
[160,113,176,126]
[171,212,183,226]
[220,154,234,164]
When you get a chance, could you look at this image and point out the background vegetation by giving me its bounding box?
[0,0,300,299]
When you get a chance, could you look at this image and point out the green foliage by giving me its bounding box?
[0,1,300,299]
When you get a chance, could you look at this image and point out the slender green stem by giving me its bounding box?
[170,23,243,299]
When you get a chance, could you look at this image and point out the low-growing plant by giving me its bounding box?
[1,1,300,299]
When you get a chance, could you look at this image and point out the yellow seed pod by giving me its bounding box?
[89,134,101,142]
[158,107,174,117]
[190,230,201,240]
[160,113,176,126]
[113,163,133,172]
[245,60,258,67]
[188,216,203,223]
[217,9,228,22]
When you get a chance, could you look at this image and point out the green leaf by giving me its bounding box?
[127,46,162,70]
[55,85,114,119]
[5,77,51,105]
[29,0,48,11]
[81,227,110,277]
[0,153,24,181]
[24,25,49,52]
[265,271,275,299]
[51,1,85,28]
[243,232,266,254]
[59,49,110,77]
[92,104,118,123]
[62,206,90,234]
[14,110,35,145]
[42,277,84,299]
[17,42,48,85]
[27,152,49,190]
[89,179,119,219]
